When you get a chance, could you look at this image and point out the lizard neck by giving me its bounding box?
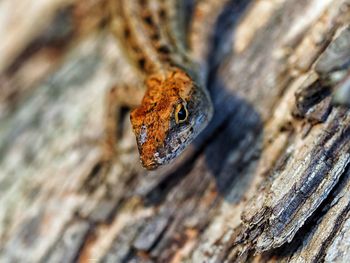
[110,0,199,80]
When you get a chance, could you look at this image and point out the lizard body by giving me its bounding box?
[109,0,213,169]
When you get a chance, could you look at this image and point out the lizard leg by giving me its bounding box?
[82,84,144,189]
[102,84,144,161]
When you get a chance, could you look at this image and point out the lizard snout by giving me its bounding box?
[140,158,158,170]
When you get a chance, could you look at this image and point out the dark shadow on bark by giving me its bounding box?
[200,0,262,201]
[202,83,263,202]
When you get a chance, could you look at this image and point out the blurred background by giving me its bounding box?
[1,0,350,262]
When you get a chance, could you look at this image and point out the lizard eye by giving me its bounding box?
[175,102,188,124]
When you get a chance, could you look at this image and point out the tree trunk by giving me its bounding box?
[1,0,350,262]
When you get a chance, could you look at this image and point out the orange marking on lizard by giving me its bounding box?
[130,68,194,169]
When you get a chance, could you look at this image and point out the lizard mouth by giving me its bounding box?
[140,158,158,170]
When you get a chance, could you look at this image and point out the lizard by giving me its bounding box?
[106,0,214,170]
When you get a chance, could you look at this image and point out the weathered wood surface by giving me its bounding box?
[1,0,350,262]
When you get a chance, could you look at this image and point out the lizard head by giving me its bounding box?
[130,68,213,170]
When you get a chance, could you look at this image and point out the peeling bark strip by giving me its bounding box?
[238,110,350,251]
[1,0,350,263]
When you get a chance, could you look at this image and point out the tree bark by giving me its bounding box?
[1,0,350,262]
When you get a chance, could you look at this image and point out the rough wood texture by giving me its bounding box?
[1,0,350,262]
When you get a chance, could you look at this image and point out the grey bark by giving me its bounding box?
[1,0,350,262]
